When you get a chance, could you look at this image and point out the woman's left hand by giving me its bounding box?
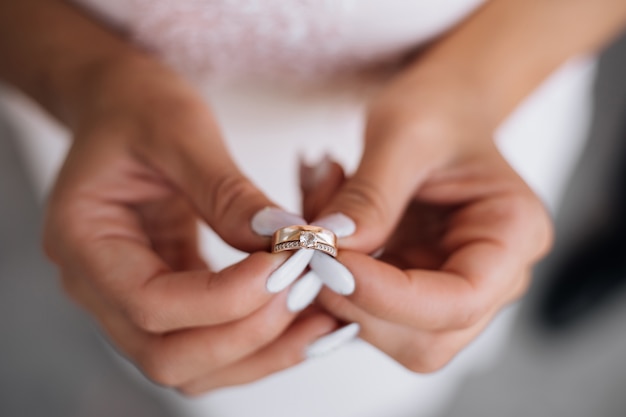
[303,70,553,372]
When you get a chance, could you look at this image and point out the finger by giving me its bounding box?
[133,292,300,387]
[299,155,345,221]
[85,290,301,388]
[318,287,504,373]
[46,162,302,332]
[321,187,549,331]
[61,263,316,389]
[330,244,521,332]
[60,230,292,332]
[137,251,294,332]
[136,196,207,272]
[179,313,338,395]
[134,101,280,252]
[312,125,445,253]
[299,156,356,239]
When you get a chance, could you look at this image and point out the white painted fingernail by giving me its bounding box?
[309,251,355,295]
[251,207,306,236]
[287,270,323,312]
[305,323,360,359]
[312,213,356,238]
[266,249,315,293]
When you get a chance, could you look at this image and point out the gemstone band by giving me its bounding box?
[271,225,337,257]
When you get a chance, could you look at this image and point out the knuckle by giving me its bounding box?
[207,173,254,223]
[401,338,456,374]
[139,343,185,387]
[244,311,288,348]
[340,177,389,226]
[125,302,168,334]
[452,293,487,329]
[410,351,454,374]
[274,346,304,370]
[228,296,261,320]
[245,322,278,347]
[506,192,555,260]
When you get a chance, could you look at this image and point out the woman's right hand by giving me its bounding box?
[43,56,337,394]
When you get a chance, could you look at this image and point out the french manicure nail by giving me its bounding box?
[305,323,360,359]
[251,207,307,236]
[287,270,324,312]
[266,249,315,293]
[309,251,355,295]
[312,213,356,238]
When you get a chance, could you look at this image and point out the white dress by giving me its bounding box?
[0,1,596,416]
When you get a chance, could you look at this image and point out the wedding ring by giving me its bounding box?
[272,225,337,257]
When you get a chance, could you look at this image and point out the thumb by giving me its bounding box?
[314,129,440,253]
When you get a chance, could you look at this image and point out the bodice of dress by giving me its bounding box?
[72,0,485,83]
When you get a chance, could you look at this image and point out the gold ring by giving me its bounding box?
[272,225,337,257]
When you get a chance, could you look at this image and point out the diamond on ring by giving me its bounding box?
[300,231,317,248]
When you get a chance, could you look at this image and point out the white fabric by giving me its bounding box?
[0,1,597,416]
[72,0,485,83]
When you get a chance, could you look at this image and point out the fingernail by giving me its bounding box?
[266,249,315,293]
[300,154,332,192]
[309,251,355,295]
[305,323,360,359]
[287,270,323,312]
[251,207,307,236]
[312,213,356,238]
[370,247,385,259]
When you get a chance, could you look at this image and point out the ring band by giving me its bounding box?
[272,225,337,257]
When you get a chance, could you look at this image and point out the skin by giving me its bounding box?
[1,0,626,393]
[0,0,339,394]
[310,0,626,371]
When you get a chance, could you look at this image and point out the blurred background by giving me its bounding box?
[1,27,625,417]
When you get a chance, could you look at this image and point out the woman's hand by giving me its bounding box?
[305,69,553,372]
[300,0,626,371]
[44,56,337,394]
